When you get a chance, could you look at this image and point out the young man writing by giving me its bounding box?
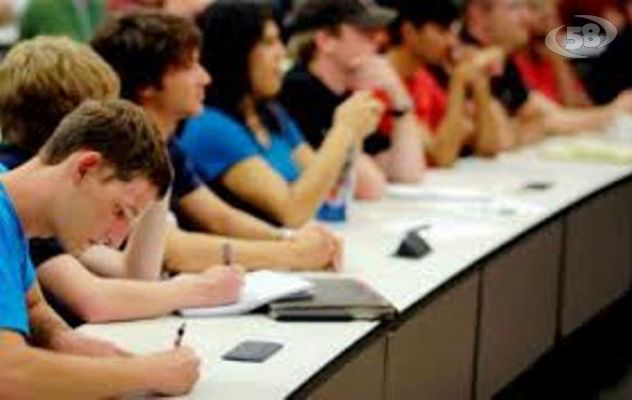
[0,36,243,325]
[0,99,200,398]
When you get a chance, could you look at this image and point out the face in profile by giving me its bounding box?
[53,152,158,256]
[249,20,287,99]
[488,0,531,50]
[327,23,379,73]
[410,21,459,65]
[151,49,212,129]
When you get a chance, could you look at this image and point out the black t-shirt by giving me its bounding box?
[460,29,530,114]
[580,27,632,104]
[167,137,202,202]
[280,63,391,155]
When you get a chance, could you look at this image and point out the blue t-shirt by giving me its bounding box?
[179,103,305,184]
[0,177,36,336]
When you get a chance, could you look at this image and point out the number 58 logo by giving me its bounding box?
[545,15,618,59]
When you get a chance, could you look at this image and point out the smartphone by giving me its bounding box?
[222,340,283,363]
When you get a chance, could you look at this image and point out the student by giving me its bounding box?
[92,10,342,270]
[386,0,508,166]
[281,0,426,194]
[0,99,200,398]
[178,0,383,228]
[0,36,243,324]
[20,0,105,41]
[463,0,632,140]
[512,0,593,108]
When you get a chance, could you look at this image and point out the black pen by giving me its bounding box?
[174,322,187,348]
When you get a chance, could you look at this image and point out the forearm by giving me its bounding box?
[471,76,502,157]
[66,278,195,323]
[122,196,170,280]
[381,113,425,182]
[28,302,72,350]
[355,153,387,200]
[428,74,469,166]
[544,105,616,135]
[164,229,312,272]
[284,125,356,226]
[179,190,281,241]
[0,345,149,400]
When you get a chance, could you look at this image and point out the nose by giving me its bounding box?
[198,63,212,86]
[105,220,132,248]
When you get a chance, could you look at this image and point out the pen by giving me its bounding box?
[222,242,233,266]
[174,322,186,348]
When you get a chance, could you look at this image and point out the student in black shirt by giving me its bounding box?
[281,0,427,198]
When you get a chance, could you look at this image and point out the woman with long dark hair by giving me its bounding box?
[179,0,384,227]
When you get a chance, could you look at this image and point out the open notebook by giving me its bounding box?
[179,270,313,317]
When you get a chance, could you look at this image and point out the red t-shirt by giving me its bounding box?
[512,53,586,104]
[407,66,448,133]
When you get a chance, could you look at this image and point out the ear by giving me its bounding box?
[137,85,159,106]
[72,151,104,184]
[314,29,335,54]
[401,21,418,46]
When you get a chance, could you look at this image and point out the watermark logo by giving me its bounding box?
[546,15,617,59]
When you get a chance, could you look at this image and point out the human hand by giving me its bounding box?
[612,90,632,113]
[333,91,385,140]
[348,55,413,110]
[176,265,245,308]
[293,224,344,271]
[140,346,201,396]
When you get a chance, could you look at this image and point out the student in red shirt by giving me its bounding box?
[386,0,509,167]
[513,0,592,107]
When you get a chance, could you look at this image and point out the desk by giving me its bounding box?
[81,129,632,399]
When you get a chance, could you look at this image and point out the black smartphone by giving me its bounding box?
[222,340,283,363]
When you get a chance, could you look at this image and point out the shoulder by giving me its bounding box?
[0,187,22,247]
[183,107,249,138]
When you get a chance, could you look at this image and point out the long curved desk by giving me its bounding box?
[81,128,632,399]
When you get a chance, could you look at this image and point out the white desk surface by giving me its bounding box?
[81,125,632,399]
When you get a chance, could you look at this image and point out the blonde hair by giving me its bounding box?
[0,36,120,153]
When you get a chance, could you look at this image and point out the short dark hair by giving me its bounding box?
[40,99,173,197]
[91,10,202,102]
[197,0,276,119]
[387,0,460,44]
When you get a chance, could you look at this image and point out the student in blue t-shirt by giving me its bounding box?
[179,0,384,227]
[0,99,203,398]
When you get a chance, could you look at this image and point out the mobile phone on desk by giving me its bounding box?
[222,340,283,363]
